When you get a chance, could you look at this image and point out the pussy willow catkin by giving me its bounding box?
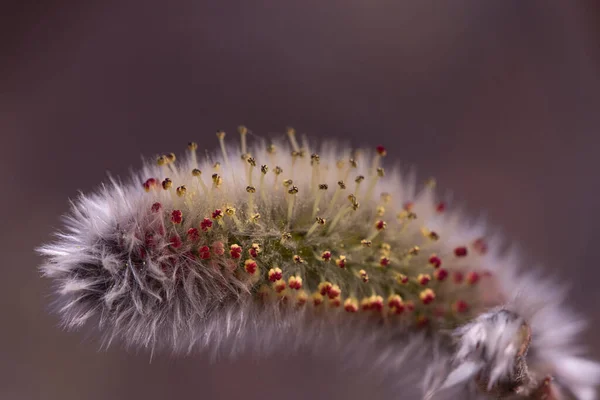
[39,127,599,399]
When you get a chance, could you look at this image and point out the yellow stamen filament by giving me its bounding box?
[311,184,328,219]
[259,165,268,203]
[371,154,381,176]
[343,157,357,183]
[246,186,256,214]
[216,130,232,177]
[287,186,298,226]
[246,157,255,186]
[238,125,248,155]
[306,217,326,237]
[273,166,282,191]
[310,153,320,193]
[327,194,358,234]
[225,206,243,230]
[325,180,346,215]
[192,169,209,195]
[188,142,198,168]
[354,175,364,197]
[363,167,384,204]
[286,127,300,152]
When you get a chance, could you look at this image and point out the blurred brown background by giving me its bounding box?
[1,1,600,399]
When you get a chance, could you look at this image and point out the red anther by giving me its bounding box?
[379,256,390,267]
[434,268,448,281]
[392,304,405,314]
[454,246,468,257]
[419,289,436,305]
[376,145,387,156]
[453,300,469,313]
[434,305,446,317]
[436,202,446,213]
[369,295,384,311]
[249,248,259,258]
[473,238,488,255]
[344,298,358,313]
[230,244,242,259]
[244,259,257,275]
[327,285,341,299]
[150,202,162,213]
[428,255,442,268]
[200,218,213,231]
[212,241,225,256]
[453,271,464,284]
[418,274,431,285]
[296,292,308,306]
[329,297,342,308]
[405,301,415,312]
[312,293,324,306]
[417,315,429,327]
[145,233,156,248]
[288,276,303,290]
[321,251,332,262]
[361,297,371,311]
[359,269,369,282]
[169,235,182,249]
[387,295,403,310]
[171,210,183,224]
[212,209,223,219]
[143,178,158,192]
[187,228,199,241]
[199,245,211,259]
[268,268,283,282]
[466,271,480,285]
[375,220,387,231]
[318,282,332,296]
[274,280,286,293]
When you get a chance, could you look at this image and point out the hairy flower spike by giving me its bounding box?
[39,130,600,400]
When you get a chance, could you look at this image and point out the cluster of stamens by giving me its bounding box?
[138,127,490,329]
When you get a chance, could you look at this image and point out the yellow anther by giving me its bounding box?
[225,206,236,216]
[176,185,187,197]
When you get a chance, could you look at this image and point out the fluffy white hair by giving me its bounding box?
[38,129,599,399]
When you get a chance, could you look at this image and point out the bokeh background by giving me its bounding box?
[2,1,599,399]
